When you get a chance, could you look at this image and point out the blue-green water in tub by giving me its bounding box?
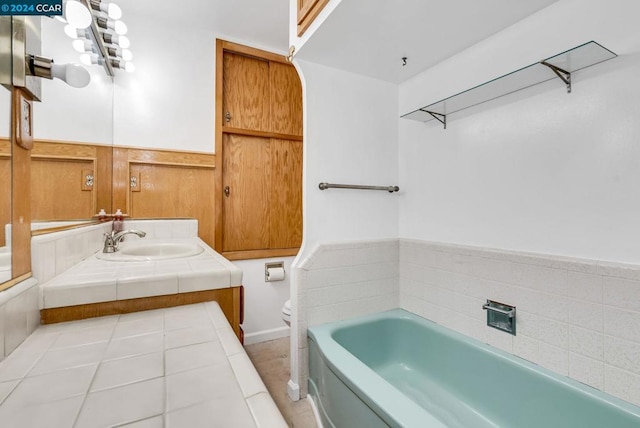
[307,309,640,428]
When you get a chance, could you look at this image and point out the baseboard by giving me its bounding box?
[243,325,290,345]
[287,379,300,401]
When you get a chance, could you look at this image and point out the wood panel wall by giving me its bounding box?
[28,142,216,247]
[112,147,216,247]
[0,138,10,248]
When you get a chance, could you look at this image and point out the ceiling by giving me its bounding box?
[119,0,290,52]
[117,0,559,83]
[296,0,559,83]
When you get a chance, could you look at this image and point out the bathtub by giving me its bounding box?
[307,309,640,428]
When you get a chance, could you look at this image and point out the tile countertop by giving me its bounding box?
[41,238,243,309]
[0,301,288,428]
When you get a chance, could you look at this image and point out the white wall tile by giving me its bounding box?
[567,271,602,303]
[4,295,27,356]
[569,353,604,390]
[605,365,640,407]
[603,277,640,312]
[604,335,640,376]
[604,306,640,343]
[569,325,603,361]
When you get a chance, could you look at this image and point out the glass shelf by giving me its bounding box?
[401,41,617,127]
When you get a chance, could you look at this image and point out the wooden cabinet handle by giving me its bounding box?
[224,186,230,197]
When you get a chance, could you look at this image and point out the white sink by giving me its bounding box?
[96,241,204,261]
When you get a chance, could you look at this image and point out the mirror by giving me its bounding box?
[31,17,113,228]
[0,85,10,284]
[0,16,11,284]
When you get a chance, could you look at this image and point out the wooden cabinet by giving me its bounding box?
[297,0,330,36]
[216,40,303,260]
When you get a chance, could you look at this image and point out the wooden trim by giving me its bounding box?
[297,0,331,36]
[124,148,215,168]
[32,140,98,159]
[223,247,300,261]
[11,88,32,277]
[41,286,244,341]
[0,138,10,157]
[31,220,104,236]
[0,273,32,292]
[222,126,303,142]
[214,39,225,252]
[220,40,289,65]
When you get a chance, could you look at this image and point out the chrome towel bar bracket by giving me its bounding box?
[318,182,399,193]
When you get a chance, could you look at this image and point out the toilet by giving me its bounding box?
[281,300,291,326]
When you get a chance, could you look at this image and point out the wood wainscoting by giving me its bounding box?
[30,141,217,248]
[0,138,10,248]
[112,147,216,247]
[41,286,244,341]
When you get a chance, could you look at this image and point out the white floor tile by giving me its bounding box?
[50,324,115,350]
[164,310,212,331]
[229,353,267,399]
[104,332,164,361]
[0,352,42,382]
[112,317,164,340]
[165,398,255,428]
[166,364,242,412]
[75,377,164,428]
[164,327,217,350]
[91,352,164,392]
[3,364,97,407]
[119,415,164,427]
[246,392,288,428]
[165,341,228,375]
[28,342,107,376]
[0,380,18,405]
[0,395,84,428]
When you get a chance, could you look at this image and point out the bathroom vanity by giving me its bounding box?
[34,220,246,341]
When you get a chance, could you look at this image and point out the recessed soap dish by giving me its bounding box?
[482,299,516,335]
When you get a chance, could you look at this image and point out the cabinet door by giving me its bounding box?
[297,0,330,36]
[222,134,271,252]
[269,139,302,249]
[270,62,303,136]
[222,53,270,132]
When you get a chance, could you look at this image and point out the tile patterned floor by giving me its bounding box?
[245,338,317,428]
[0,303,285,428]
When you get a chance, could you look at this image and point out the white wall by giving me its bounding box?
[34,18,113,145]
[233,257,293,344]
[288,59,399,398]
[399,0,640,264]
[295,60,400,254]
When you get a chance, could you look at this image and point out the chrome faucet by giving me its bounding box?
[102,230,146,253]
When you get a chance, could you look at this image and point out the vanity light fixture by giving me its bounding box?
[95,16,127,35]
[88,0,122,20]
[27,54,91,88]
[64,0,92,29]
[61,0,133,76]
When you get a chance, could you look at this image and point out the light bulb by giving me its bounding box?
[50,63,91,88]
[80,53,93,65]
[64,24,86,39]
[122,49,133,61]
[124,62,135,73]
[107,2,121,19]
[72,39,93,53]
[113,20,127,35]
[64,0,92,29]
[117,35,130,49]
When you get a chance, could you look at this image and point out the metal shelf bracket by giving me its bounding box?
[540,61,571,93]
[423,110,447,129]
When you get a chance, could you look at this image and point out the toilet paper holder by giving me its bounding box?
[265,262,285,282]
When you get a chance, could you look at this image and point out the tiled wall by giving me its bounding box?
[295,239,399,396]
[0,278,39,361]
[0,218,198,363]
[31,219,198,285]
[31,223,112,285]
[399,238,640,407]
